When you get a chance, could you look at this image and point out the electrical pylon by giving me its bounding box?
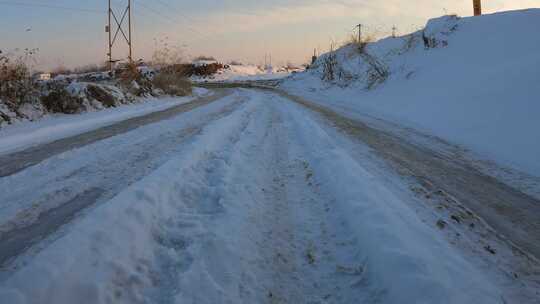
[106,0,133,71]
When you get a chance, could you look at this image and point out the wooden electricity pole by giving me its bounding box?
[128,0,132,62]
[473,0,482,16]
[106,0,133,71]
[107,0,112,70]
[355,24,362,43]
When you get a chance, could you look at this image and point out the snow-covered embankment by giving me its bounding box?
[283,9,540,178]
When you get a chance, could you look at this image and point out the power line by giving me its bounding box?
[150,0,223,39]
[0,0,103,14]
[133,0,217,42]
[135,1,206,37]
[152,0,202,25]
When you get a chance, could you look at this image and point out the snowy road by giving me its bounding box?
[0,89,538,303]
[0,90,237,265]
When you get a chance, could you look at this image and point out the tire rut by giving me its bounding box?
[0,92,245,269]
[0,90,231,178]
[276,89,540,261]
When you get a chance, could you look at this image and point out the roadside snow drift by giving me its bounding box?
[283,9,540,177]
[0,88,210,155]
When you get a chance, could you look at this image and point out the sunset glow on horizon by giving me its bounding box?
[0,0,537,69]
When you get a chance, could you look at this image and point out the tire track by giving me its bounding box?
[0,91,245,269]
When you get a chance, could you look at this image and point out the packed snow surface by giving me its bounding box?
[282,9,540,177]
[1,89,528,303]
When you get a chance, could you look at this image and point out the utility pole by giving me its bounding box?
[392,25,397,38]
[473,0,482,16]
[355,23,362,43]
[106,0,133,71]
[107,0,112,71]
[128,0,132,62]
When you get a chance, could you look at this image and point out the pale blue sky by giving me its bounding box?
[0,0,537,69]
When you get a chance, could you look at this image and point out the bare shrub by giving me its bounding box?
[149,38,192,95]
[422,31,437,49]
[117,62,152,96]
[193,55,216,62]
[51,66,73,77]
[320,42,354,85]
[86,84,116,107]
[344,33,375,54]
[321,52,338,81]
[151,37,185,68]
[74,63,108,74]
[0,48,38,106]
[422,15,459,49]
[152,68,192,96]
[190,63,223,77]
[41,84,84,114]
[118,62,140,84]
[401,33,420,53]
[0,108,12,125]
[360,52,389,89]
[321,42,338,81]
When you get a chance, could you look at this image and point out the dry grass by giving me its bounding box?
[51,65,72,76]
[0,49,37,106]
[149,38,192,96]
[151,37,186,68]
[116,62,153,96]
[193,55,216,61]
[86,84,116,107]
[401,33,419,53]
[321,43,338,81]
[41,83,84,114]
[344,33,376,53]
[74,63,109,74]
[118,62,141,84]
[360,52,389,89]
[152,70,192,96]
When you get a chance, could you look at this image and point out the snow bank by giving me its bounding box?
[0,88,210,155]
[283,9,540,177]
[0,101,19,127]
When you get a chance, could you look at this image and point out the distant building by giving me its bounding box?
[38,73,51,81]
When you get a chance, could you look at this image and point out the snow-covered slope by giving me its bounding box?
[283,9,540,177]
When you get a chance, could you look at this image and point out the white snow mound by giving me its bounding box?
[283,9,540,177]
